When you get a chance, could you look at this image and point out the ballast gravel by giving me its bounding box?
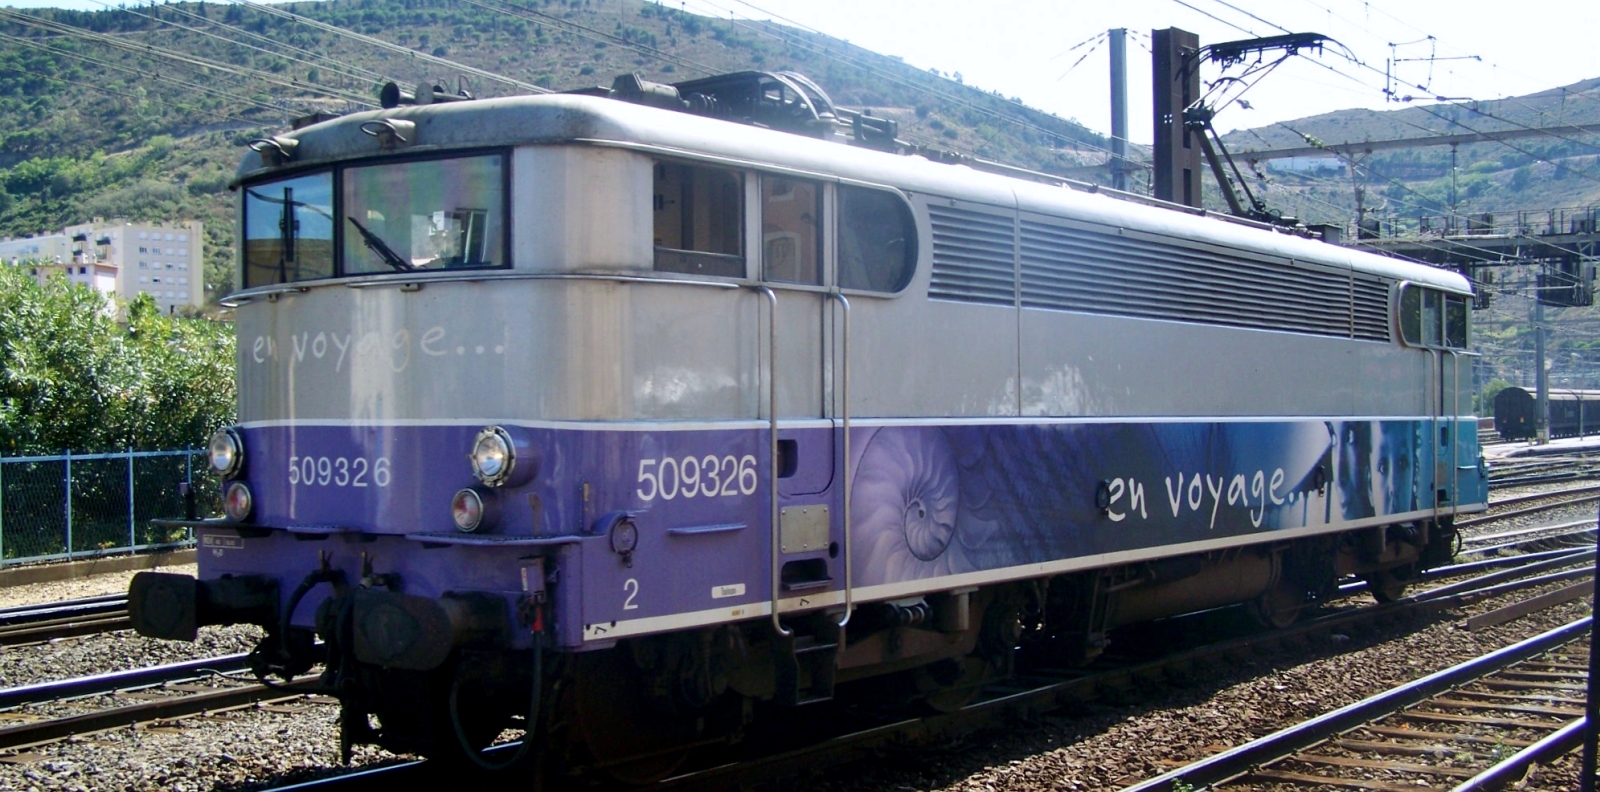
[0,582,1587,791]
[796,587,1594,792]
[0,562,195,611]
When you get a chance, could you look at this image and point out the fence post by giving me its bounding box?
[127,447,136,553]
[185,445,194,543]
[0,452,5,568]
[63,448,72,560]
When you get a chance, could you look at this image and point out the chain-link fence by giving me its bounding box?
[0,449,213,565]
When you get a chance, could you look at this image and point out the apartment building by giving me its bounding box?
[2,219,204,312]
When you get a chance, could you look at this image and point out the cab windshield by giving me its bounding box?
[241,152,506,289]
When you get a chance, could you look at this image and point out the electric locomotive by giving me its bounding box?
[129,71,1488,778]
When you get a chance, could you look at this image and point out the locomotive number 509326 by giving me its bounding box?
[288,456,391,488]
[636,455,757,502]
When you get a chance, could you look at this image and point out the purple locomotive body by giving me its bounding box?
[130,72,1486,778]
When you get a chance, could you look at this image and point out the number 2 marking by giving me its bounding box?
[623,578,640,610]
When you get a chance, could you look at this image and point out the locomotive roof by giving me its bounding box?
[238,93,1470,295]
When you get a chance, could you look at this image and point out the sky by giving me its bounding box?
[677,0,1600,145]
[3,0,1597,146]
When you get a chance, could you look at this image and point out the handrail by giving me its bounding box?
[1428,348,1440,524]
[1449,349,1461,512]
[753,286,790,637]
[221,270,741,306]
[829,292,853,630]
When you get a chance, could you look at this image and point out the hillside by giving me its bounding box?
[1218,79,1600,393]
[0,0,1108,302]
[1219,77,1600,228]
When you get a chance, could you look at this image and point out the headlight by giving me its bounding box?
[470,425,535,487]
[451,487,498,533]
[208,427,244,479]
[224,481,253,521]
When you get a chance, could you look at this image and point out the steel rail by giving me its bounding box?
[1488,483,1600,509]
[1335,547,1594,597]
[0,593,124,621]
[0,595,134,644]
[1459,528,1597,558]
[0,652,251,710]
[1450,717,1588,791]
[1462,518,1597,547]
[1491,470,1600,489]
[0,675,319,750]
[1117,617,1592,792]
[1458,493,1600,528]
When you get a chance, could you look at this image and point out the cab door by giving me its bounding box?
[758,174,836,500]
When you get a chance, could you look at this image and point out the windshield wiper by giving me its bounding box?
[346,216,415,272]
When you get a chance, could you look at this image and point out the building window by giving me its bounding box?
[138,232,148,239]
[179,277,187,284]
[178,234,187,241]
[153,277,161,283]
[138,247,146,253]
[139,276,148,283]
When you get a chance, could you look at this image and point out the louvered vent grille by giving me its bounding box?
[1016,219,1391,341]
[927,204,1015,305]
[1351,279,1391,341]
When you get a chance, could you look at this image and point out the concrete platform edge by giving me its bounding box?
[0,549,196,589]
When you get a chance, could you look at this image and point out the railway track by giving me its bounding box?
[1122,616,1591,791]
[0,593,130,645]
[1488,456,1600,489]
[247,541,1600,792]
[0,661,319,753]
[1461,487,1600,530]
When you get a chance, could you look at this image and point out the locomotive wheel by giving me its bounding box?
[1247,578,1306,630]
[572,647,699,784]
[914,656,994,713]
[1363,565,1414,603]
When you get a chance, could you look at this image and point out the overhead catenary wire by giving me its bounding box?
[469,0,722,79]
[226,0,549,94]
[0,29,305,116]
[0,60,269,128]
[704,0,1143,164]
[1168,0,1600,205]
[108,0,388,85]
[77,0,386,93]
[0,7,375,108]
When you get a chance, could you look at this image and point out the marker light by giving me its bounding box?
[208,427,245,479]
[224,482,253,521]
[452,487,498,533]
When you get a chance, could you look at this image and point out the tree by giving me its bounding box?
[0,266,235,455]
[1478,377,1514,415]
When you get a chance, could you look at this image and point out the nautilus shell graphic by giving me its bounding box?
[853,426,979,584]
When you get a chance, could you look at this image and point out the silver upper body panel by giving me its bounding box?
[233,94,1470,425]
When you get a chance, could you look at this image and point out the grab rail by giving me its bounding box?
[1428,348,1440,523]
[830,292,853,629]
[754,286,790,638]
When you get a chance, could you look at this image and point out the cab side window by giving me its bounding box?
[1398,283,1470,350]
[838,185,917,293]
[653,161,743,277]
[761,175,821,284]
